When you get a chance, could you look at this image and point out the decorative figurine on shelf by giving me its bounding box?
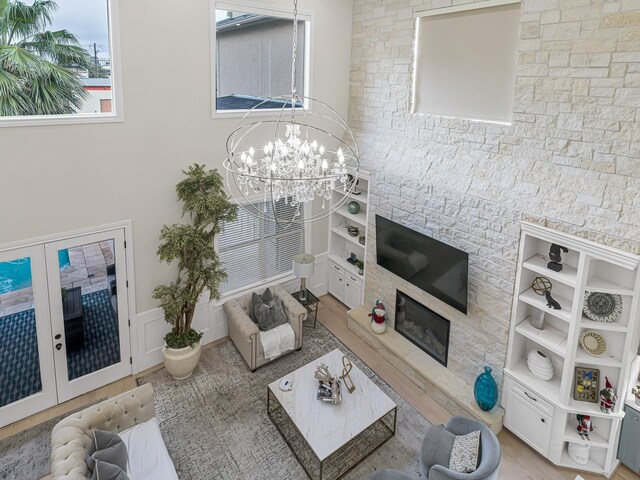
[547,243,569,272]
[474,366,499,411]
[532,276,561,310]
[576,414,594,441]
[599,377,617,414]
[345,174,361,195]
[369,299,387,334]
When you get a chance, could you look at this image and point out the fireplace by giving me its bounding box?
[395,290,450,367]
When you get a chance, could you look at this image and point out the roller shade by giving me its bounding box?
[218,199,305,294]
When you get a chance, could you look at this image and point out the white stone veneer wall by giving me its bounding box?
[350,0,640,389]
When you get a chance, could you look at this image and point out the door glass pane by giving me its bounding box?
[0,256,42,407]
[58,240,121,380]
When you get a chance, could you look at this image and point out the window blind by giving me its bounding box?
[412,2,520,123]
[218,199,305,294]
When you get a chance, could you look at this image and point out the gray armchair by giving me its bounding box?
[420,416,500,480]
[224,286,306,371]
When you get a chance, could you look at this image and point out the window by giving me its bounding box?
[0,0,122,126]
[212,1,310,114]
[218,198,305,295]
[412,0,520,124]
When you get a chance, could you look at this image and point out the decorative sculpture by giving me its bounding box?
[369,299,387,334]
[340,356,356,394]
[532,276,561,310]
[547,244,569,272]
[599,377,617,414]
[576,414,593,441]
[314,363,342,404]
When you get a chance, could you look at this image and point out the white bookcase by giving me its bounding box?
[327,170,370,309]
[503,222,640,478]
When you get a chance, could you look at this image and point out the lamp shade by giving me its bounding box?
[293,253,315,278]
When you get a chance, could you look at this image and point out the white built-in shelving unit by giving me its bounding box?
[327,170,370,309]
[503,222,640,478]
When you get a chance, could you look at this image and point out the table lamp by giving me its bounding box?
[293,253,315,302]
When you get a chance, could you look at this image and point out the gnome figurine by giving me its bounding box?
[600,377,617,414]
[577,414,593,441]
[369,299,387,334]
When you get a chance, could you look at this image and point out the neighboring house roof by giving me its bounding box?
[217,94,301,110]
[80,78,111,88]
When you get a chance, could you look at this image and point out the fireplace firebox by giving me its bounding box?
[395,290,450,367]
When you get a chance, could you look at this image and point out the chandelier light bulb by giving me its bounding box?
[319,145,325,155]
[241,152,247,163]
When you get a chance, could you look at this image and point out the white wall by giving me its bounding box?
[0,0,353,320]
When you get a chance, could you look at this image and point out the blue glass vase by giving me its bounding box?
[474,366,498,411]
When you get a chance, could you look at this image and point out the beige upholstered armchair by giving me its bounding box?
[224,286,307,371]
[51,384,155,480]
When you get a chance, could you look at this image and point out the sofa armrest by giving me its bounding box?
[51,383,155,480]
[224,299,259,341]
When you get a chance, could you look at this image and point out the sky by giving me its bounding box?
[25,0,110,57]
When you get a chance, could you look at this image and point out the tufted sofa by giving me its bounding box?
[51,383,174,480]
[224,285,307,371]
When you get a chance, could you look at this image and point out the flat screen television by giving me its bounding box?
[375,215,468,314]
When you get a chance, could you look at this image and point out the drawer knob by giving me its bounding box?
[634,416,638,422]
[541,418,545,423]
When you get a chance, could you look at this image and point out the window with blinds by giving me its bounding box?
[218,199,305,294]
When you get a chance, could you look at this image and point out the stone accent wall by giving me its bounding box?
[351,0,640,389]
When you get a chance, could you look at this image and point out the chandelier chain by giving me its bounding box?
[291,0,298,95]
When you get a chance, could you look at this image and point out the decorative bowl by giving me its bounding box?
[583,291,622,323]
[579,330,607,357]
[347,226,359,237]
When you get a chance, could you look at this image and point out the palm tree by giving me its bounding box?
[0,0,94,116]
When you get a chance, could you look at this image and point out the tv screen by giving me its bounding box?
[375,215,468,314]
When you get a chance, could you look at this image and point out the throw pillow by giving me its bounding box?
[448,429,481,473]
[92,459,130,480]
[85,430,128,473]
[254,299,287,331]
[251,288,274,322]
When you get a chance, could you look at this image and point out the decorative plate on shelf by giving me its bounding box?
[579,330,607,357]
[583,291,622,323]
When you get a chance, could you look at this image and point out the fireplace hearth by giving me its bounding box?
[395,290,450,367]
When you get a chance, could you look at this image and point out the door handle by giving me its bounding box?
[55,343,62,350]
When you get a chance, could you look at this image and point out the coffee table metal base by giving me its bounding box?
[267,388,397,480]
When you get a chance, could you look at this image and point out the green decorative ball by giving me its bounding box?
[347,201,360,214]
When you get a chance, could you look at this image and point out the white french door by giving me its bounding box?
[0,246,57,426]
[0,227,132,427]
[45,230,131,403]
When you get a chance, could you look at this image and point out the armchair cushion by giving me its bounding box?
[92,461,129,480]
[448,430,480,473]
[85,430,128,472]
[251,288,274,322]
[254,298,287,331]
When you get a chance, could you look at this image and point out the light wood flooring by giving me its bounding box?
[1,297,637,480]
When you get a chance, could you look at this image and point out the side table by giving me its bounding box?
[292,289,319,329]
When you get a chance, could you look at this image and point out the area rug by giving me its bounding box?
[0,322,431,480]
[138,322,430,479]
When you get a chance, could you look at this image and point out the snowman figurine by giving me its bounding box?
[369,300,387,334]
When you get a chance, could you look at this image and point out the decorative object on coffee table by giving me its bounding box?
[474,366,498,411]
[531,276,561,310]
[347,201,360,214]
[579,330,607,357]
[315,362,342,405]
[583,291,623,323]
[574,367,600,403]
[369,299,387,334]
[154,164,237,380]
[293,253,315,303]
[547,243,569,272]
[340,356,355,394]
[599,377,617,414]
[347,225,359,237]
[526,349,554,380]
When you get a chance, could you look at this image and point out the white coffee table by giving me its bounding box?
[267,349,397,479]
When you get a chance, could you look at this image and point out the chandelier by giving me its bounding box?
[223,0,360,225]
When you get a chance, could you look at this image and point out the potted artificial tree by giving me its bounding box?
[153,164,237,379]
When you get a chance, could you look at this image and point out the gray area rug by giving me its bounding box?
[139,322,430,479]
[0,322,430,479]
